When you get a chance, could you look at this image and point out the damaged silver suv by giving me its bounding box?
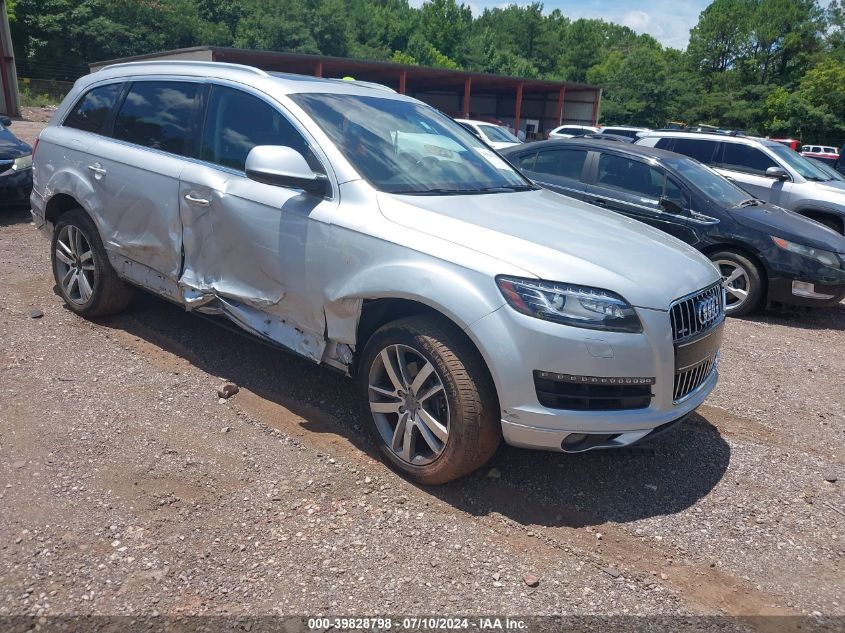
[32,61,725,483]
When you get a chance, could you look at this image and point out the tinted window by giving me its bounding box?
[671,138,718,164]
[533,149,588,180]
[201,86,315,172]
[113,82,199,155]
[655,138,674,151]
[555,127,588,136]
[516,152,537,170]
[64,83,122,134]
[720,143,777,175]
[597,154,664,200]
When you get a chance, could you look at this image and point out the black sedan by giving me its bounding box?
[0,116,33,209]
[501,139,845,315]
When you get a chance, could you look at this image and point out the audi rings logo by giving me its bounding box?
[696,296,719,325]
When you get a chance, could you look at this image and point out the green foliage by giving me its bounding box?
[10,0,845,142]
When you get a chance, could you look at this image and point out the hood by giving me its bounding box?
[377,188,720,310]
[809,179,845,196]
[487,141,521,150]
[728,203,845,253]
[0,126,31,160]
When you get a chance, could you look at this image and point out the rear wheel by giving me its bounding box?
[357,316,501,484]
[51,209,133,317]
[709,250,764,316]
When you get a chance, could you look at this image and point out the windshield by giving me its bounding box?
[478,124,520,144]
[767,143,833,181]
[290,93,531,194]
[663,157,751,207]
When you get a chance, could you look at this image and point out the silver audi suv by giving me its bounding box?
[31,61,724,483]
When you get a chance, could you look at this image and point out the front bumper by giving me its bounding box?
[0,168,33,207]
[764,248,845,308]
[467,302,717,453]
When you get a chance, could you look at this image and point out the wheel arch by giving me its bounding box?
[792,207,844,235]
[700,242,770,303]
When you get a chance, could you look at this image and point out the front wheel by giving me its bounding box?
[357,316,501,484]
[709,250,764,316]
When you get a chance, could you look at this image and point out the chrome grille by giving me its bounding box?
[670,283,725,343]
[674,352,718,402]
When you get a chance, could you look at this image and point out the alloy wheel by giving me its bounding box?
[367,344,450,466]
[716,259,750,312]
[55,225,96,305]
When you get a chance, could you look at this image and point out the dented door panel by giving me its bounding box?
[178,162,336,361]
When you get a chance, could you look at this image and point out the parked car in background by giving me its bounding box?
[637,131,845,235]
[800,145,839,166]
[548,124,599,139]
[501,139,845,315]
[0,116,33,209]
[581,133,634,143]
[770,138,801,151]
[32,61,725,483]
[599,126,650,140]
[455,118,521,150]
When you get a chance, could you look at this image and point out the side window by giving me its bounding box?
[596,154,664,201]
[720,143,777,175]
[200,85,316,173]
[533,149,588,180]
[113,81,199,156]
[516,152,537,171]
[664,177,687,209]
[63,83,123,134]
[671,138,718,164]
[654,138,674,151]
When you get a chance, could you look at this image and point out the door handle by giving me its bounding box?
[592,198,607,206]
[87,164,106,176]
[184,193,210,206]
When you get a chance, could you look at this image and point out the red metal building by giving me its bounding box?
[90,46,602,139]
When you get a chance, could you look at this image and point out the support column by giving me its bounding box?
[513,82,524,135]
[556,86,566,126]
[314,61,323,77]
[398,70,407,95]
[462,76,472,118]
[592,88,602,126]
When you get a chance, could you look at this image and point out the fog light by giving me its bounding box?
[792,280,834,300]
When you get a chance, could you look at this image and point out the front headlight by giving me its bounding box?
[12,154,32,171]
[496,276,642,332]
[771,236,840,269]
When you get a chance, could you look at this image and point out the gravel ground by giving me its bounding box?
[0,110,843,630]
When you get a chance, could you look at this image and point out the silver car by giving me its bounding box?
[31,61,724,483]
[637,131,845,235]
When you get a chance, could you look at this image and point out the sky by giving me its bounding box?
[413,0,832,51]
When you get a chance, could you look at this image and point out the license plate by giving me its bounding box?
[675,321,724,372]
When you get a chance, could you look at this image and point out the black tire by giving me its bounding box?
[357,315,501,485]
[51,208,133,317]
[709,249,764,317]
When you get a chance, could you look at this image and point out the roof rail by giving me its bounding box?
[651,128,745,137]
[97,60,269,77]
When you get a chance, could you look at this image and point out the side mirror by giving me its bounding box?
[245,145,327,195]
[659,197,685,214]
[765,166,789,181]
[0,116,11,127]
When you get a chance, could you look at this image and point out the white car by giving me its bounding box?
[455,119,521,150]
[599,126,651,140]
[548,125,599,139]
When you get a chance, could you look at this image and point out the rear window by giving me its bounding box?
[533,149,588,180]
[64,83,123,134]
[112,81,199,156]
[668,138,718,165]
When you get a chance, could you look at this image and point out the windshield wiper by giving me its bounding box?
[400,186,535,195]
[737,198,760,207]
[401,188,484,196]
